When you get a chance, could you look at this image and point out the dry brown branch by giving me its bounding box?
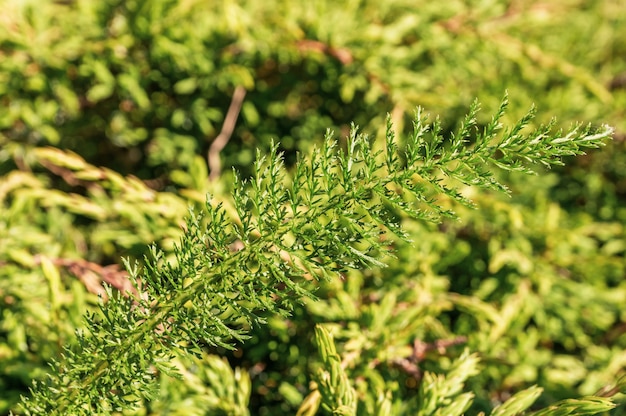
[296,39,353,65]
[38,159,100,188]
[368,335,469,381]
[33,255,136,299]
[208,86,247,181]
[412,336,468,361]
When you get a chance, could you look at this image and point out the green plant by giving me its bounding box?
[17,98,620,414]
[2,0,626,414]
[3,0,624,182]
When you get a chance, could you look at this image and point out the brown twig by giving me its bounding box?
[295,39,353,65]
[33,255,136,299]
[208,86,247,181]
[412,336,468,361]
[38,159,103,188]
[369,335,469,381]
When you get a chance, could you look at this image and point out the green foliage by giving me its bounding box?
[149,353,251,416]
[0,148,193,413]
[2,0,625,180]
[16,101,616,414]
[2,0,626,415]
[313,326,358,415]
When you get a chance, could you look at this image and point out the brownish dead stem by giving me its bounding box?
[208,86,247,181]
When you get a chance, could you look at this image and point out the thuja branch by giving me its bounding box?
[21,97,613,414]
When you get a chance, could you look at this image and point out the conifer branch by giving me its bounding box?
[21,98,613,414]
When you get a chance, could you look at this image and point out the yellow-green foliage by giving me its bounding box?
[14,107,620,415]
[1,0,626,415]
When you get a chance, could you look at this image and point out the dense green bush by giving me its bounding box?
[16,101,622,415]
[1,0,625,414]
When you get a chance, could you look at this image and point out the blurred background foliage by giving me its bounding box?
[1,0,625,414]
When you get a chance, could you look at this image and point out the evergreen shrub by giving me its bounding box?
[1,0,626,415]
